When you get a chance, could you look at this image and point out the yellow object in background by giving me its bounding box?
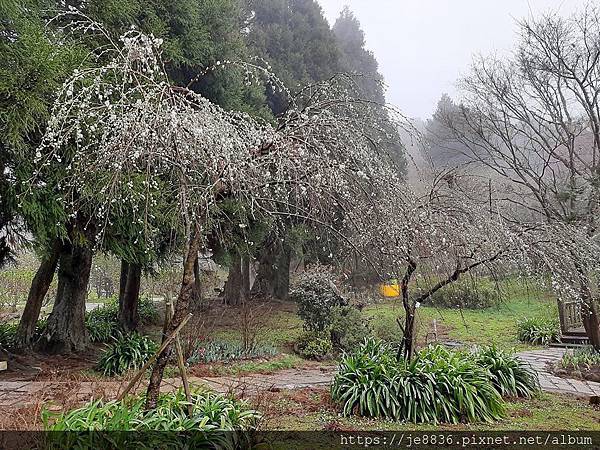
[380,281,400,298]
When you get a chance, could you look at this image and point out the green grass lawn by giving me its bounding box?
[212,307,303,350]
[210,280,556,355]
[365,281,557,350]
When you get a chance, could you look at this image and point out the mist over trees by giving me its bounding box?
[333,6,385,104]
[439,6,600,347]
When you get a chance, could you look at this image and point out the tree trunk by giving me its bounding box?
[15,239,62,350]
[398,259,417,360]
[241,253,250,302]
[119,260,129,302]
[146,226,202,410]
[223,252,244,305]
[251,237,291,300]
[118,261,142,332]
[40,241,93,353]
[193,254,202,305]
[573,258,600,350]
[402,310,417,359]
[582,299,600,350]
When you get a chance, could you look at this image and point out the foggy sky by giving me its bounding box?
[318,0,589,120]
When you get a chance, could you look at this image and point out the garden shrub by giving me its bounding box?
[97,332,158,376]
[0,319,47,350]
[43,387,259,449]
[295,331,333,360]
[0,321,17,349]
[471,345,539,398]
[517,317,559,345]
[290,271,346,332]
[419,279,499,309]
[85,298,119,343]
[85,296,159,342]
[86,319,117,343]
[138,296,160,324]
[187,340,278,365]
[561,347,600,370]
[332,339,506,424]
[329,305,371,353]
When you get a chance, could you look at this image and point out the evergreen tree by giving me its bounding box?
[332,6,406,174]
[245,0,341,114]
[425,93,469,166]
[333,6,385,103]
[4,0,272,351]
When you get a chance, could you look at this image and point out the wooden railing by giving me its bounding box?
[558,299,583,333]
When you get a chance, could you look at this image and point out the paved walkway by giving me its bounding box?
[1,349,599,408]
[192,366,335,394]
[516,347,600,397]
[0,365,336,408]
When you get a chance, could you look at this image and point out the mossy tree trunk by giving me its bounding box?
[118,260,142,332]
[40,240,93,353]
[251,237,291,300]
[222,251,251,306]
[15,238,62,350]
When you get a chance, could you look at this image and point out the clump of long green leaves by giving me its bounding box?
[86,318,117,343]
[332,339,540,424]
[43,388,260,449]
[188,339,278,364]
[85,296,159,342]
[517,317,559,346]
[97,332,158,376]
[0,321,18,349]
[0,319,47,350]
[471,345,539,398]
[561,347,600,370]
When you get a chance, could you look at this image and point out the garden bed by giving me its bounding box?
[553,347,600,383]
[258,388,600,431]
[553,366,600,383]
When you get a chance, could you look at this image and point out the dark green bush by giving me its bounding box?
[517,317,559,345]
[187,340,278,365]
[86,319,117,343]
[472,345,539,398]
[0,321,17,349]
[43,387,260,449]
[332,339,505,424]
[137,296,160,324]
[290,271,346,332]
[85,296,159,342]
[97,332,158,376]
[85,299,119,343]
[295,331,333,360]
[329,305,371,353]
[419,280,499,309]
[0,319,47,350]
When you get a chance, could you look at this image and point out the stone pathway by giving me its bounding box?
[0,365,336,408]
[1,349,599,408]
[191,366,335,395]
[516,347,600,397]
